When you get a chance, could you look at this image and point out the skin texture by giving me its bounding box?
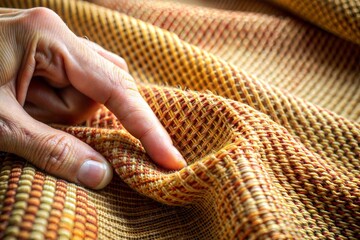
[0,7,186,189]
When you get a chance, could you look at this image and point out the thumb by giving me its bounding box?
[0,89,113,189]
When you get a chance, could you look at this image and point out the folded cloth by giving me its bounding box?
[0,0,359,239]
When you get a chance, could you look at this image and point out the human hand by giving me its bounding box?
[0,7,186,189]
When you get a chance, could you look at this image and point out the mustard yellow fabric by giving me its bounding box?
[0,0,359,239]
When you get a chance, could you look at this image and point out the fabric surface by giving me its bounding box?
[0,0,359,239]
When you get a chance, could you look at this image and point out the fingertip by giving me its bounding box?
[169,146,187,169]
[141,130,187,170]
[94,159,113,189]
[77,158,113,189]
[124,111,186,170]
[148,145,187,170]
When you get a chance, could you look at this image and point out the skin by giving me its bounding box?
[0,7,186,189]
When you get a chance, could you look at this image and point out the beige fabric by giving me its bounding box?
[0,0,359,239]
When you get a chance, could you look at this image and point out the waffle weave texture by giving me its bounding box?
[0,0,359,239]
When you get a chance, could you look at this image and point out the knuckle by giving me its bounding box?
[27,7,59,22]
[17,7,62,31]
[39,134,72,173]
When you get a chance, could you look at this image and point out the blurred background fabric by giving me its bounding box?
[0,0,359,239]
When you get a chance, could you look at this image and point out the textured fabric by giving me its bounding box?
[0,155,98,239]
[272,0,360,45]
[0,0,359,239]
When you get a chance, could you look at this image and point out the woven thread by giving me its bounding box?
[0,158,98,239]
[0,0,359,239]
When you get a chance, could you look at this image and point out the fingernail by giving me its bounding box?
[77,160,113,189]
[173,147,187,168]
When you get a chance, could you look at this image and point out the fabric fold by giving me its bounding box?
[0,0,359,239]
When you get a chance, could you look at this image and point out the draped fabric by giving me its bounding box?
[0,0,359,239]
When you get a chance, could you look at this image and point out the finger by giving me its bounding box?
[25,77,99,124]
[79,37,129,72]
[63,38,187,170]
[11,8,185,170]
[0,88,112,189]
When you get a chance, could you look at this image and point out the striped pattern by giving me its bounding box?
[0,0,359,239]
[0,157,97,239]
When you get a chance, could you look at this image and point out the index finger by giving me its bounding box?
[63,37,187,170]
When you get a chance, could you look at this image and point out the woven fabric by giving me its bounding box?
[272,0,360,45]
[0,0,359,239]
[90,0,360,122]
[0,155,98,239]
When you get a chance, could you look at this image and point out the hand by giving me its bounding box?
[0,7,186,189]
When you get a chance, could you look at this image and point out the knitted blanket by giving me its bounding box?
[0,0,359,239]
